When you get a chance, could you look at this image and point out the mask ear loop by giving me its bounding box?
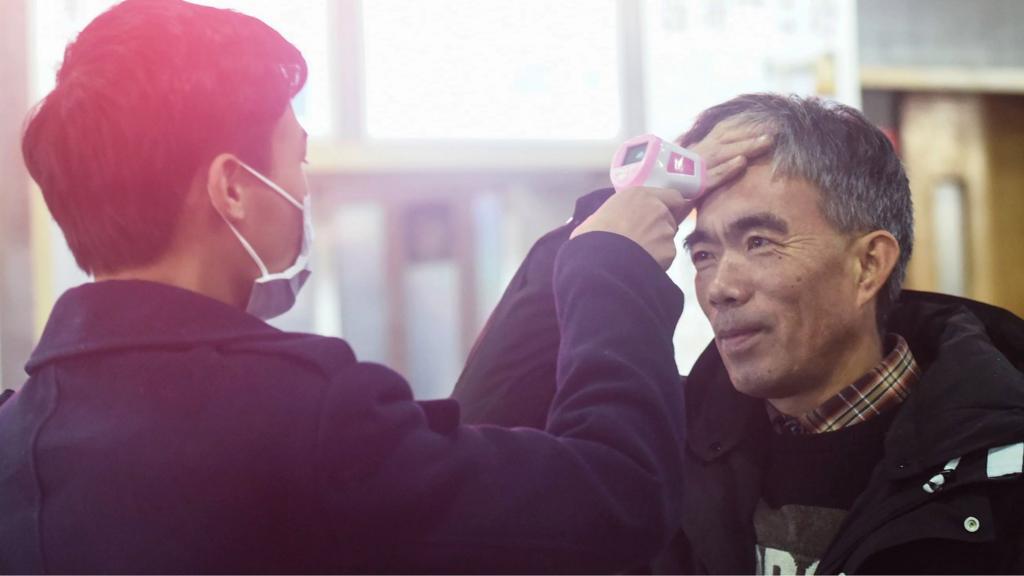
[222,219,270,277]
[220,158,304,278]
[236,160,304,210]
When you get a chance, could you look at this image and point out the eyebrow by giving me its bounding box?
[682,229,712,252]
[683,212,790,252]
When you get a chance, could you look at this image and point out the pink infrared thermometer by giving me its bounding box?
[610,134,706,200]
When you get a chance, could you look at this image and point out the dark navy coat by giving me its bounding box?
[0,232,688,574]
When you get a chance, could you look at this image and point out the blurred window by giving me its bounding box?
[361,0,622,140]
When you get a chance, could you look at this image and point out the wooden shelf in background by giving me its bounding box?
[861,66,1024,94]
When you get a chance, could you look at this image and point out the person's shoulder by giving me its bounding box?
[893,290,1024,362]
[216,331,360,382]
[215,331,414,407]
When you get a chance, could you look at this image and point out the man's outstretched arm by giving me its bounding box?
[452,189,614,428]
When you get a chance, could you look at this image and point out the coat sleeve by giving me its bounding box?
[315,230,686,573]
[451,188,615,429]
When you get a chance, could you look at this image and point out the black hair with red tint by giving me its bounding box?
[23,0,307,275]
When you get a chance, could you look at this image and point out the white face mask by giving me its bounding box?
[219,160,313,320]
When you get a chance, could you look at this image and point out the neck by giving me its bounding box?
[768,326,885,417]
[96,245,251,311]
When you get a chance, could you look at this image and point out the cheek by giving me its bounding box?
[751,259,806,309]
[277,173,307,204]
[750,261,820,345]
[776,261,854,346]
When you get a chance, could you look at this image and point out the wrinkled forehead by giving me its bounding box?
[692,160,830,238]
[685,115,791,203]
[694,157,780,212]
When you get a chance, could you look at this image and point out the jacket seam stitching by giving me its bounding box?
[31,366,62,574]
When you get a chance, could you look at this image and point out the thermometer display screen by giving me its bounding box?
[623,143,647,165]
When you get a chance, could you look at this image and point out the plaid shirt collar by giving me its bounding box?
[769,334,921,435]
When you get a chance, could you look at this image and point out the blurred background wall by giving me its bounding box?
[1,0,1021,398]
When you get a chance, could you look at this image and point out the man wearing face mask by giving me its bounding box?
[0,1,790,573]
[219,159,313,320]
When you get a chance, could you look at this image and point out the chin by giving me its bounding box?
[722,358,785,400]
[729,375,777,400]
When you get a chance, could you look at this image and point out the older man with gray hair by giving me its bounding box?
[454,93,1024,574]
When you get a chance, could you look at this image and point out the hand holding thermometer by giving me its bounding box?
[610,134,706,200]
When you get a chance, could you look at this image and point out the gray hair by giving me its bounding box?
[678,93,914,328]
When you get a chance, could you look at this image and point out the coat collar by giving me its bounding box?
[26,280,283,374]
[881,291,1024,478]
[685,290,1024,476]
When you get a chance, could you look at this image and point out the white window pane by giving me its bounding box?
[363,0,622,140]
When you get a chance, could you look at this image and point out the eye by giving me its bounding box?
[691,250,714,265]
[746,236,771,250]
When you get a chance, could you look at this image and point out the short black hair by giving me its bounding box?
[22,0,307,275]
[679,94,914,328]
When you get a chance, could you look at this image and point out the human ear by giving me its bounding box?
[853,230,900,308]
[206,153,247,223]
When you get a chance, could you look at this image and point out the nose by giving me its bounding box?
[706,255,752,310]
